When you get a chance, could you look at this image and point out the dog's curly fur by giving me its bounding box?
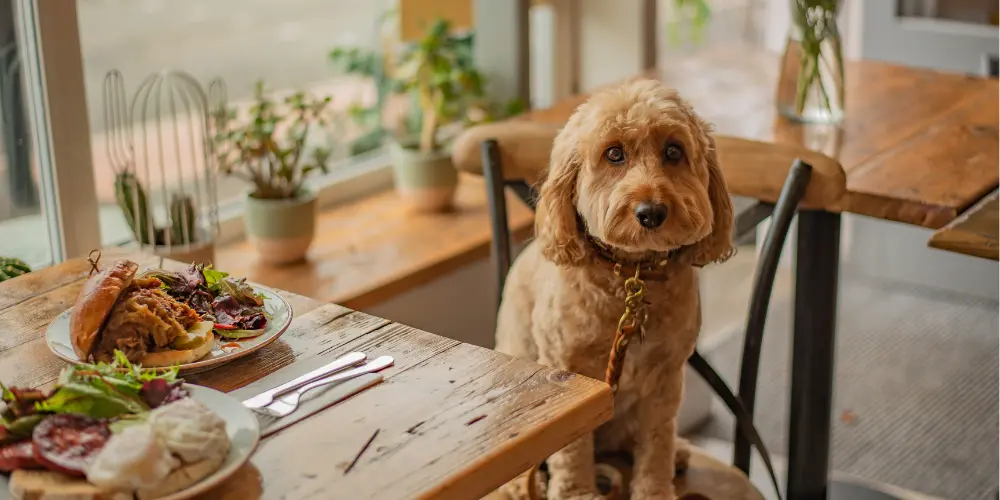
[495,79,734,499]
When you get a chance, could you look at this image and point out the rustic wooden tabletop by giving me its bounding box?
[929,189,999,261]
[0,252,613,500]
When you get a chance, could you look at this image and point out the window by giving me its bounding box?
[75,0,398,248]
[0,0,48,266]
[0,0,531,268]
[0,0,101,269]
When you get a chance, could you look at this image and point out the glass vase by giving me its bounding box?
[775,1,845,124]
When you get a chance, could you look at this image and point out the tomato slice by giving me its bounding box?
[0,441,41,471]
[32,414,111,476]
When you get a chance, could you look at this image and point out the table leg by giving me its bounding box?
[786,211,905,500]
[787,210,840,500]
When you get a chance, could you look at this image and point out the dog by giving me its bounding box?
[495,79,734,499]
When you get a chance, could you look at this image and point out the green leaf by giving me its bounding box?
[37,381,147,419]
[218,277,263,307]
[5,414,43,437]
[0,382,14,402]
[109,413,149,435]
[202,266,229,289]
[216,329,265,340]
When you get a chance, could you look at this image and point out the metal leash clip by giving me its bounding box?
[606,267,650,394]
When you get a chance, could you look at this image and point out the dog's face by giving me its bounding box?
[536,79,733,266]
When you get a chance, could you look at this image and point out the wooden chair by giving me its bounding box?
[452,121,846,500]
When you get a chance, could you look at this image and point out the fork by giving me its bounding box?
[254,355,394,419]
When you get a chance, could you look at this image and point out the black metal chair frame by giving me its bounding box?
[480,138,814,498]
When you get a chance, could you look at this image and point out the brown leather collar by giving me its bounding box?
[577,216,682,281]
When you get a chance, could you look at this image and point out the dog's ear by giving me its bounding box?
[534,121,587,267]
[686,131,735,267]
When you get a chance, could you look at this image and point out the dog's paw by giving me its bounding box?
[561,494,604,500]
[674,438,691,473]
[628,485,677,500]
[549,483,602,500]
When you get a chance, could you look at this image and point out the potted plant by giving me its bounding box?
[332,18,522,212]
[212,81,333,265]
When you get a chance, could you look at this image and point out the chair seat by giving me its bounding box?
[673,445,764,500]
[483,445,763,500]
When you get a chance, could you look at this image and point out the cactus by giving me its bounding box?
[169,193,197,245]
[115,172,201,247]
[114,171,155,245]
[0,257,30,283]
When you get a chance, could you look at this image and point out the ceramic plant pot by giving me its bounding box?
[389,142,458,212]
[243,191,317,266]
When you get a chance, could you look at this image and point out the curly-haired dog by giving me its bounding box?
[495,79,734,499]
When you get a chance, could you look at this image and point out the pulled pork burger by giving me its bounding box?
[70,260,215,366]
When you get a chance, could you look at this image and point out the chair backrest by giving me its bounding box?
[453,122,843,489]
[452,122,847,209]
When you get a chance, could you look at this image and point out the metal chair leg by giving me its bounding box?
[482,139,513,310]
[732,159,813,474]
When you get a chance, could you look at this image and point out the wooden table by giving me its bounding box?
[0,253,612,500]
[517,46,998,500]
[928,189,999,260]
[524,48,999,228]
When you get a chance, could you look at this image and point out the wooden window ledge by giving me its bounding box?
[214,174,534,309]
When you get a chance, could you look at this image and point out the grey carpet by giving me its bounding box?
[699,271,999,500]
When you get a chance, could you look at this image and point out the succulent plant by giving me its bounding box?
[114,171,200,246]
[0,257,30,282]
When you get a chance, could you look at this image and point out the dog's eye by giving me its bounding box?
[664,144,684,163]
[604,146,625,164]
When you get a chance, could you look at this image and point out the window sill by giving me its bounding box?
[211,173,535,310]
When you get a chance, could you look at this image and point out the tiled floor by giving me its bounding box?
[691,435,944,500]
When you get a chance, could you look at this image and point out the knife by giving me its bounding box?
[254,373,384,436]
[242,351,367,409]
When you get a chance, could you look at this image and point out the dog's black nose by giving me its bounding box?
[634,202,668,228]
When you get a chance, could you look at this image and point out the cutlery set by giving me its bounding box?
[242,352,393,424]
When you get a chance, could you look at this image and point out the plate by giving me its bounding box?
[0,384,260,500]
[158,384,261,500]
[46,286,293,374]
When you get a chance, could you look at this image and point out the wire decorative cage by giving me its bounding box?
[103,69,225,263]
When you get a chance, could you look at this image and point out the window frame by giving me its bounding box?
[14,0,102,265]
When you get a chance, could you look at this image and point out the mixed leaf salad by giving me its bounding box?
[139,264,269,339]
[0,353,186,474]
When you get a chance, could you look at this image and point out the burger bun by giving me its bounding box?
[69,260,138,361]
[140,321,215,368]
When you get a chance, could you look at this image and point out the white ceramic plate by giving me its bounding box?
[0,385,260,500]
[157,384,261,500]
[46,286,293,374]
